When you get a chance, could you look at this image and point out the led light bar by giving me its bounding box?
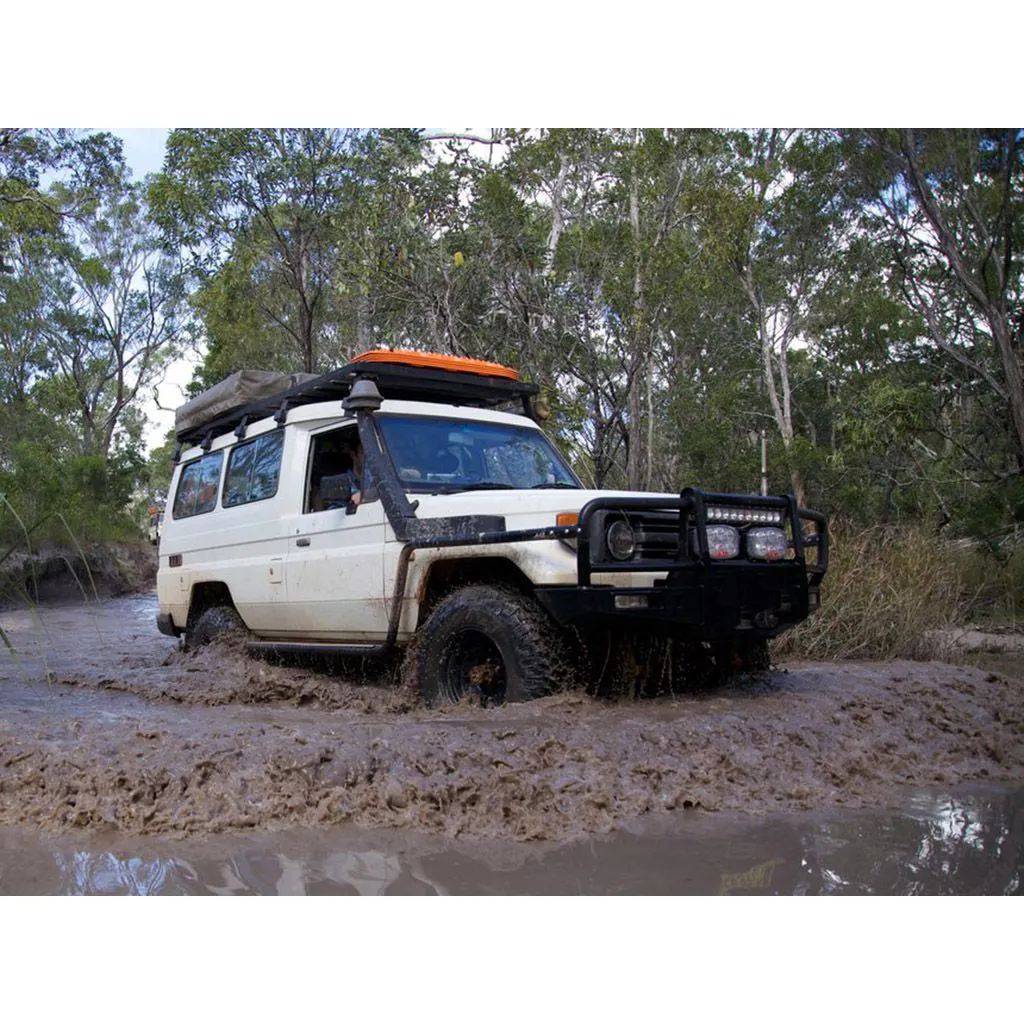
[706,506,783,525]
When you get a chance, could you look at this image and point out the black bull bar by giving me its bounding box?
[532,488,829,639]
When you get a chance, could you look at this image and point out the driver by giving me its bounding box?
[320,442,364,509]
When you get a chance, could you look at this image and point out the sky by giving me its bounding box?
[112,127,169,182]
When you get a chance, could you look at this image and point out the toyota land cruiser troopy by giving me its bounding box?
[156,350,828,705]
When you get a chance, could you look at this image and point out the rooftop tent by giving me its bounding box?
[174,352,538,447]
[175,370,317,438]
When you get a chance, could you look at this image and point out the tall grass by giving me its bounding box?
[0,494,42,607]
[776,524,967,661]
[955,540,1024,626]
[55,512,102,604]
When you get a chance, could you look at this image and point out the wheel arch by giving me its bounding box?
[414,556,535,630]
[186,580,238,629]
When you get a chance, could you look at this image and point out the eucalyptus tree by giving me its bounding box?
[0,217,50,411]
[685,129,862,506]
[365,135,503,356]
[849,130,1024,507]
[1,129,126,254]
[0,131,182,541]
[0,237,53,456]
[492,129,725,491]
[151,129,424,379]
[39,154,186,458]
[2,130,169,458]
[1,130,90,428]
[1,129,63,272]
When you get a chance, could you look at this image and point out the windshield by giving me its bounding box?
[377,414,580,493]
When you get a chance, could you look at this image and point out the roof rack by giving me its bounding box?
[175,354,539,448]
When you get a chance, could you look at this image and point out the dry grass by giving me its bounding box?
[775,524,966,662]
[955,541,1024,627]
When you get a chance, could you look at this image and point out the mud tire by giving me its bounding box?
[185,605,247,651]
[403,584,572,707]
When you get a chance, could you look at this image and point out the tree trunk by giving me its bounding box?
[626,133,646,491]
[897,129,1024,471]
[741,267,805,506]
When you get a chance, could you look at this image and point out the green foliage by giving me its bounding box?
[4,127,1024,580]
[952,475,1024,541]
[143,432,178,499]
[1,130,177,548]
[956,540,1024,625]
[151,129,424,372]
[0,442,142,547]
[845,129,1024,473]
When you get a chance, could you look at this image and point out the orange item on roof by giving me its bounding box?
[353,349,520,381]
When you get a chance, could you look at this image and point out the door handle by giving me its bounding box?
[296,537,311,547]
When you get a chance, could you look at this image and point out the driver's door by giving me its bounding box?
[279,425,388,641]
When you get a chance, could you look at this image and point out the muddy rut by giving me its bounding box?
[1,595,1022,841]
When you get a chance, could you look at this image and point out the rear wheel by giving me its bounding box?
[185,604,247,651]
[403,584,573,706]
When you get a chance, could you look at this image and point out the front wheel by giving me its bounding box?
[403,584,574,706]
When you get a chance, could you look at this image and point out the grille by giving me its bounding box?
[633,515,682,559]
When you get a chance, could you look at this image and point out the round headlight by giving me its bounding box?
[706,524,740,559]
[606,520,636,560]
[747,526,787,561]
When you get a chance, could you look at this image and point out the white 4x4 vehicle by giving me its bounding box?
[157,351,828,704]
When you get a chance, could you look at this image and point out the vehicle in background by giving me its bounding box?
[147,504,165,546]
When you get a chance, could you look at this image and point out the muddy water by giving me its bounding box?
[1,594,1022,893]
[0,785,1019,894]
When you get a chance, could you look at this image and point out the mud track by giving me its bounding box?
[1,596,1022,841]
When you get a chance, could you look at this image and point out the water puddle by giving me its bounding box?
[1,783,1019,894]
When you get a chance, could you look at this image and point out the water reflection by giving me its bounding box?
[200,850,414,897]
[802,790,1023,896]
[52,851,188,896]
[1,784,1020,895]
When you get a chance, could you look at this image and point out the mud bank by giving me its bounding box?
[0,596,1022,841]
[0,542,156,607]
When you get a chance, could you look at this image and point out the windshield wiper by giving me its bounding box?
[435,482,517,494]
[531,482,580,489]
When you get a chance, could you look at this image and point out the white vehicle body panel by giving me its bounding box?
[281,502,389,640]
[159,395,688,641]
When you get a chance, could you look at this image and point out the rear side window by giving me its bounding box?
[172,451,224,519]
[223,430,285,508]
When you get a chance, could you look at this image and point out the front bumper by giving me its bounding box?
[535,562,814,639]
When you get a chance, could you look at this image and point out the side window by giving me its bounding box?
[305,426,368,513]
[172,451,224,519]
[223,430,285,508]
